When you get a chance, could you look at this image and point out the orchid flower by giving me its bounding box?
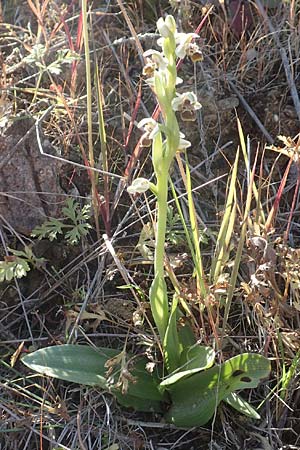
[143,50,168,70]
[172,91,202,112]
[138,118,160,140]
[175,32,199,59]
[186,42,203,62]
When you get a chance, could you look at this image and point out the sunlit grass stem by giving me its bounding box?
[82,0,100,238]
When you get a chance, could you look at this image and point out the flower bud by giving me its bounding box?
[157,17,172,38]
[165,15,176,34]
[127,178,150,194]
[157,15,176,38]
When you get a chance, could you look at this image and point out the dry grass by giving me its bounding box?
[0,1,300,449]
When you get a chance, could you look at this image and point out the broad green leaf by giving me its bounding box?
[163,297,181,373]
[165,353,270,427]
[22,345,165,412]
[177,317,196,352]
[116,392,163,412]
[150,275,169,340]
[22,345,120,389]
[224,392,260,420]
[160,345,215,387]
[116,358,164,403]
[180,344,215,370]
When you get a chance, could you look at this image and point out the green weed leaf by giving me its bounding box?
[65,223,91,245]
[31,198,91,245]
[31,218,64,241]
[0,257,30,282]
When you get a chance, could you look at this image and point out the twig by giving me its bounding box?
[35,117,124,179]
[255,0,300,122]
[0,107,52,170]
[0,402,70,450]
[77,404,88,450]
[228,79,274,144]
[115,0,145,66]
[67,261,106,343]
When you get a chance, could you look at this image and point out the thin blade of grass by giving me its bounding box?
[169,178,196,263]
[222,148,259,337]
[82,0,100,238]
[210,149,239,284]
[184,151,207,297]
[265,158,293,234]
[280,348,300,401]
[237,117,265,223]
[95,62,110,227]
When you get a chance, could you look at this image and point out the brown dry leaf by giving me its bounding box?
[104,351,124,379]
[10,341,25,367]
[281,331,300,353]
[169,252,188,269]
[65,305,107,334]
[0,94,13,129]
[44,398,70,420]
[268,135,300,161]
[137,222,155,261]
[104,352,123,369]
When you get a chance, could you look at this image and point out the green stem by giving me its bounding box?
[155,171,169,278]
[167,112,179,159]
[31,70,43,105]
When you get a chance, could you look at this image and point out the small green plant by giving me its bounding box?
[0,246,45,282]
[24,44,79,76]
[24,43,78,102]
[31,198,92,245]
[22,14,270,428]
[166,205,187,245]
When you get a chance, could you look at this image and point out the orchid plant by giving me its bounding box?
[22,15,270,427]
[128,16,202,349]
